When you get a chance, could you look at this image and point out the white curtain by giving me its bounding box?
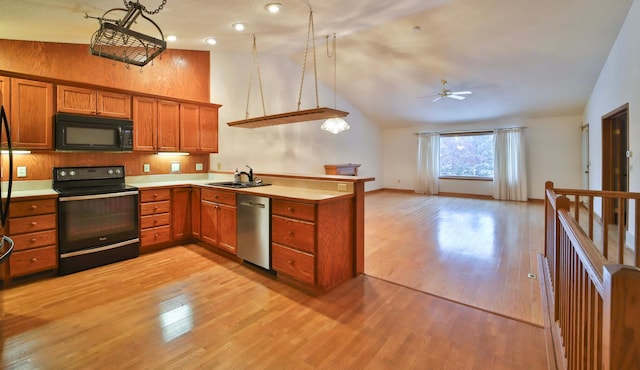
[416,133,439,195]
[493,128,528,201]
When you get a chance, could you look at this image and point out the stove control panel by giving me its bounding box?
[53,166,126,182]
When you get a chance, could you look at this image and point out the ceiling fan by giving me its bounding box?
[431,79,472,102]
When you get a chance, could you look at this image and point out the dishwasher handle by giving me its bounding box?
[240,201,266,209]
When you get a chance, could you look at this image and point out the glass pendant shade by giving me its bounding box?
[321,117,351,134]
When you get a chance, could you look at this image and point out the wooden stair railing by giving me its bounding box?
[544,181,640,369]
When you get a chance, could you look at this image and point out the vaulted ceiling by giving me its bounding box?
[0,0,633,128]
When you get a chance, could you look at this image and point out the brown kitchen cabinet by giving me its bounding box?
[171,187,191,241]
[272,198,354,290]
[9,78,54,149]
[191,187,201,240]
[57,85,131,119]
[139,188,172,250]
[0,76,10,117]
[200,188,236,255]
[3,197,58,281]
[133,97,180,152]
[179,104,219,153]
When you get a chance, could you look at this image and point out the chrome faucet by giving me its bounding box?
[239,165,253,183]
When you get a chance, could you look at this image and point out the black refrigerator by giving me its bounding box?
[0,105,15,265]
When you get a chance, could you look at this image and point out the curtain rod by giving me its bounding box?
[414,126,527,135]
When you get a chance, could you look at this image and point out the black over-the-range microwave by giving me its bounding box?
[55,113,134,152]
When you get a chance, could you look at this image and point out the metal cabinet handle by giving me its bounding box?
[31,205,37,209]
[288,260,294,265]
[31,257,38,262]
[30,238,37,242]
[31,221,37,226]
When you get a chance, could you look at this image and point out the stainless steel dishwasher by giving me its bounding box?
[237,194,271,270]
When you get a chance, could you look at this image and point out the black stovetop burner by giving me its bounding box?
[52,165,138,196]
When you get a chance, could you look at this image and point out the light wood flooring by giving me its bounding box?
[1,244,548,369]
[0,190,551,368]
[364,191,545,326]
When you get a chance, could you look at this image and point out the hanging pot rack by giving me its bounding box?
[227,8,349,129]
[85,0,167,67]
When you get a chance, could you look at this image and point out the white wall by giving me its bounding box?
[583,0,640,239]
[208,52,383,191]
[382,115,583,200]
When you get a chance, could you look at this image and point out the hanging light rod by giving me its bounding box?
[227,107,348,128]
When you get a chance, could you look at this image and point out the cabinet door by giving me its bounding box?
[157,100,180,151]
[218,204,237,255]
[56,85,96,115]
[199,105,218,153]
[11,79,53,149]
[0,76,10,120]
[0,76,10,144]
[171,188,191,241]
[200,201,218,246]
[191,187,201,239]
[179,103,199,152]
[97,91,131,118]
[133,96,157,151]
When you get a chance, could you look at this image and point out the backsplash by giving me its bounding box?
[1,152,210,181]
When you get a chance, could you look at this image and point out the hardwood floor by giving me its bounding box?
[1,245,548,369]
[364,191,545,326]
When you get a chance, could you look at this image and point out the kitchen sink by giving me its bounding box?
[205,181,271,189]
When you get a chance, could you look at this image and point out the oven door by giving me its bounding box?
[58,191,139,254]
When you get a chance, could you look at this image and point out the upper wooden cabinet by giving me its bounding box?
[132,97,180,152]
[57,85,131,119]
[199,105,219,153]
[180,104,218,153]
[157,100,180,151]
[10,78,54,150]
[0,76,10,117]
[132,96,157,152]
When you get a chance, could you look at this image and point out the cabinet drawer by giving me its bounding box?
[141,225,171,246]
[272,199,315,222]
[12,229,57,251]
[140,213,171,229]
[140,189,171,203]
[272,215,315,254]
[140,201,171,216]
[9,245,57,277]
[201,189,236,206]
[7,213,56,234]
[272,243,315,284]
[9,199,57,217]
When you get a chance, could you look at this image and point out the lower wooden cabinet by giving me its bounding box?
[200,188,236,255]
[139,188,172,249]
[3,197,58,280]
[171,187,191,241]
[272,198,354,290]
[139,186,193,250]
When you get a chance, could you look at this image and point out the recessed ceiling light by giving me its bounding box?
[166,35,177,42]
[205,38,217,45]
[232,23,246,31]
[265,3,282,13]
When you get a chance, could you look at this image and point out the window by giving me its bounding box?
[439,132,494,179]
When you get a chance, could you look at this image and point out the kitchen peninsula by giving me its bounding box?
[3,171,373,291]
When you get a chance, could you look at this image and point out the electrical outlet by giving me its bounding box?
[337,183,348,191]
[143,163,150,173]
[17,166,27,178]
[196,163,203,171]
[171,162,180,173]
[217,162,221,170]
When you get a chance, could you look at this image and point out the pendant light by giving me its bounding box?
[321,33,350,134]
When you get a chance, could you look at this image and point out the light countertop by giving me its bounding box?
[4,173,361,202]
